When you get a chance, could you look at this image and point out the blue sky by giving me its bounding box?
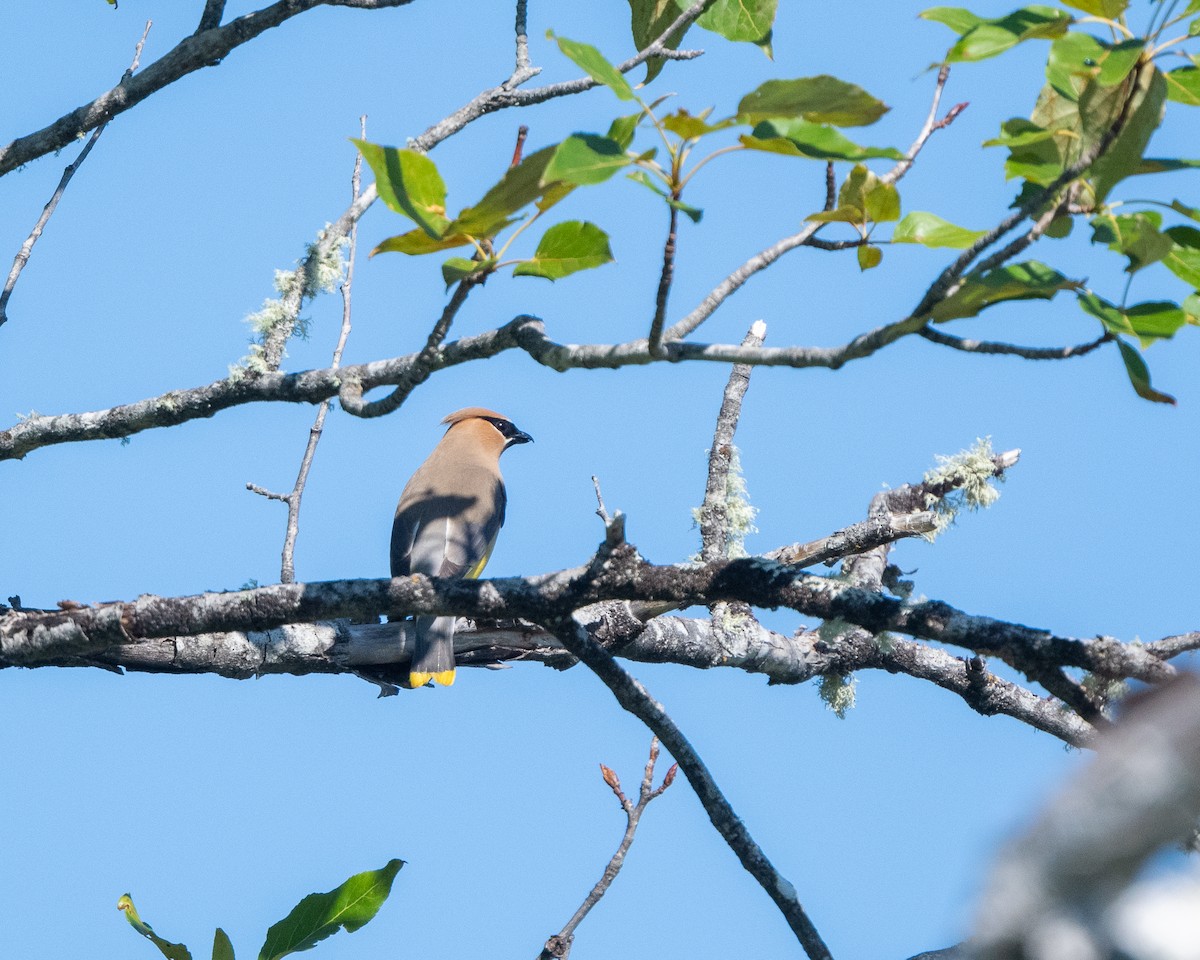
[2,1,1198,958]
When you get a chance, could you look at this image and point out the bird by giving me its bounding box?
[390,407,533,688]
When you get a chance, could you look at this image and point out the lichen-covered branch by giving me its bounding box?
[0,548,1176,687]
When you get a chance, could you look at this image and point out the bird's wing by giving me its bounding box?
[391,469,506,580]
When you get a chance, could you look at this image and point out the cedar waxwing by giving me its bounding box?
[391,407,533,687]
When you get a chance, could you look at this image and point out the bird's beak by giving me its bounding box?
[508,430,533,446]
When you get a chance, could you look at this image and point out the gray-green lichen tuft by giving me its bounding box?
[923,437,1004,538]
[230,227,349,376]
[691,445,759,559]
[818,672,857,718]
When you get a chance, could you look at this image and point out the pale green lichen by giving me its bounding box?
[818,672,857,718]
[817,617,853,643]
[691,445,759,559]
[922,437,1004,538]
[1081,671,1129,712]
[230,227,348,376]
[873,632,897,654]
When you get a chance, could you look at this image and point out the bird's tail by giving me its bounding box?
[408,615,457,687]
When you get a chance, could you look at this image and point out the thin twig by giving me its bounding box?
[514,0,531,74]
[881,64,957,186]
[545,611,834,960]
[537,740,678,960]
[511,124,529,166]
[918,327,1111,360]
[0,1,419,178]
[767,513,937,568]
[0,20,152,328]
[591,476,611,526]
[647,204,680,355]
[664,61,961,344]
[247,116,364,582]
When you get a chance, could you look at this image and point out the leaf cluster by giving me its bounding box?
[118,861,403,960]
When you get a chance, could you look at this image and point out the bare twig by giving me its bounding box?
[766,512,937,568]
[196,0,227,32]
[918,328,1112,360]
[0,0,418,178]
[514,0,531,74]
[246,117,365,582]
[591,476,612,526]
[548,613,834,960]
[538,740,678,960]
[647,204,680,356]
[1146,631,1200,659]
[511,124,529,167]
[881,64,958,186]
[0,20,152,328]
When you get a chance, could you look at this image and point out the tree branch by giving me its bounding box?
[548,612,834,960]
[918,327,1112,361]
[698,321,765,562]
[0,0,418,178]
[247,121,364,582]
[0,20,152,328]
[538,740,677,960]
[0,552,1176,687]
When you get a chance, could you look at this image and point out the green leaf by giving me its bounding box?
[548,32,635,101]
[806,206,865,224]
[118,894,194,960]
[1184,292,1200,322]
[441,256,495,289]
[943,6,1072,63]
[1165,67,1200,106]
[1134,157,1200,174]
[697,0,777,52]
[668,197,704,223]
[858,245,883,271]
[352,140,448,239]
[1077,291,1187,345]
[736,75,889,127]
[450,146,567,238]
[662,108,735,140]
[212,929,236,960]
[1164,225,1200,288]
[372,229,473,257]
[1057,0,1126,16]
[865,181,900,223]
[930,261,1080,321]
[919,7,985,34]
[543,134,631,185]
[257,860,403,960]
[513,221,615,280]
[626,0,691,84]
[1170,199,1200,222]
[740,119,904,160]
[1115,337,1176,403]
[1089,211,1172,274]
[607,113,642,150]
[1046,34,1143,99]
[892,211,986,248]
[1089,65,1166,202]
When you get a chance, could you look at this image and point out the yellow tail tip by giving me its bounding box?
[409,669,456,688]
